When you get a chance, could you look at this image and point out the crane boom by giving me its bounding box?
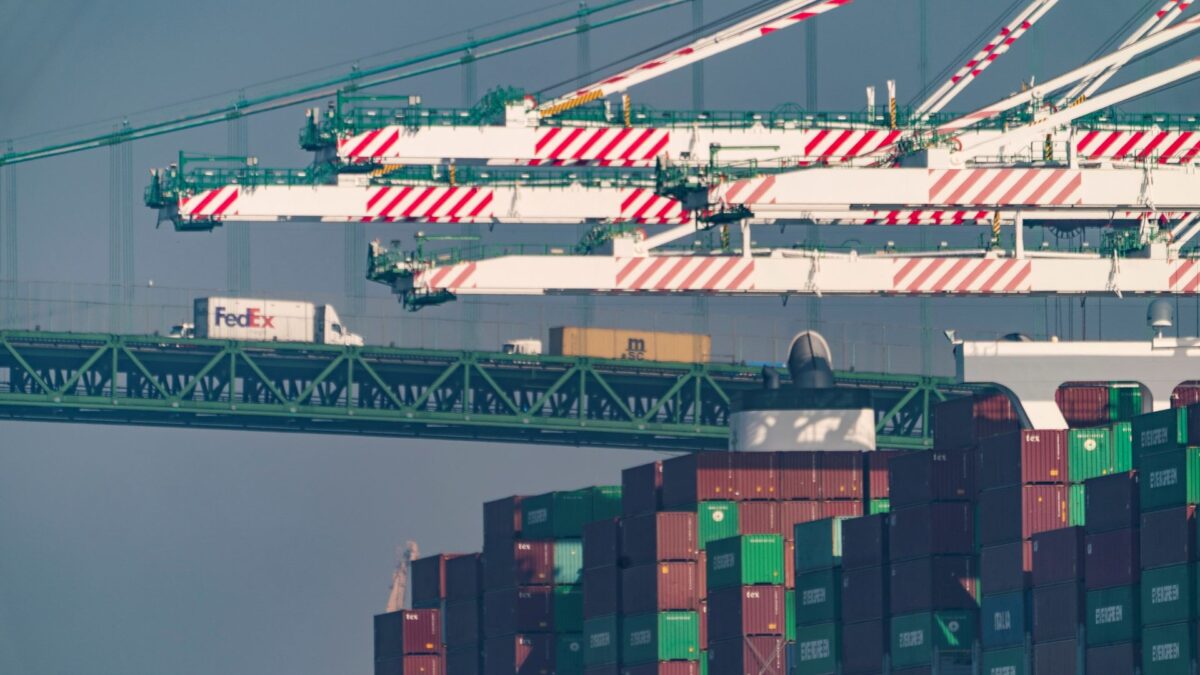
[386,541,419,612]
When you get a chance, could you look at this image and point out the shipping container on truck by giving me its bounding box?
[548,326,711,363]
[192,297,364,345]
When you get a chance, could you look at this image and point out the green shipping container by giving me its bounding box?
[792,622,840,675]
[786,589,796,642]
[1069,427,1131,481]
[792,518,844,573]
[699,651,707,675]
[1138,447,1200,511]
[795,568,842,626]
[1133,408,1189,460]
[1142,564,1194,627]
[1111,384,1144,422]
[1069,484,1086,527]
[591,485,622,521]
[522,489,592,539]
[694,501,739,549]
[555,539,584,585]
[620,611,700,664]
[556,633,584,675]
[890,610,977,668]
[706,534,785,589]
[583,615,619,666]
[869,498,891,515]
[1086,584,1139,645]
[981,647,1028,675]
[554,585,584,632]
[980,591,1027,648]
[1142,621,1194,675]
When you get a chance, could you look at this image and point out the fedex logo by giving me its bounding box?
[214,306,275,329]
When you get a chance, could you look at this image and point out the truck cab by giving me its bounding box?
[317,305,365,346]
[168,322,196,339]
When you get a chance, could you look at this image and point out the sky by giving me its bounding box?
[1,0,1198,673]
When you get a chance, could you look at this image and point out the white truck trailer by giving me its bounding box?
[189,297,364,346]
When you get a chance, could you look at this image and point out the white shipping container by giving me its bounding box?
[195,297,316,343]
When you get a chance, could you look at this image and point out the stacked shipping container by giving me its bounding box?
[790,519,843,675]
[375,609,445,675]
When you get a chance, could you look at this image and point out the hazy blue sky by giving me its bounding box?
[2,1,1198,673]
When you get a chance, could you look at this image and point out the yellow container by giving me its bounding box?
[548,326,712,362]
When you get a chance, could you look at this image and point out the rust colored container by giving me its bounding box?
[1033,638,1078,674]
[821,500,863,518]
[620,663,700,675]
[1085,471,1139,533]
[888,502,974,561]
[779,501,823,536]
[778,452,822,499]
[413,554,463,608]
[484,587,553,636]
[889,556,979,615]
[888,448,975,507]
[582,565,619,618]
[583,518,621,570]
[375,609,443,658]
[977,430,1069,489]
[934,392,1019,450]
[867,450,902,499]
[841,620,887,675]
[1085,528,1140,590]
[699,600,708,650]
[979,484,1073,547]
[1031,526,1085,586]
[784,540,795,590]
[446,553,483,603]
[738,500,780,535]
[483,540,555,590]
[622,461,663,517]
[444,600,481,646]
[841,565,888,623]
[1175,384,1200,407]
[621,512,698,565]
[707,636,786,675]
[662,453,734,507]
[820,452,864,499]
[621,563,701,614]
[1085,641,1140,675]
[484,634,554,675]
[731,451,779,499]
[707,585,787,640]
[1141,505,1197,570]
[1032,582,1083,642]
[842,513,888,571]
[447,647,482,675]
[1057,385,1112,428]
[484,496,523,543]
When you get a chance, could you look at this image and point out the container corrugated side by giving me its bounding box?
[840,565,887,624]
[1085,641,1140,675]
[621,563,700,614]
[980,591,1028,649]
[1141,505,1197,570]
[1032,639,1078,675]
[737,501,779,535]
[621,512,697,566]
[977,429,1068,489]
[866,450,901,499]
[706,535,784,589]
[1142,621,1193,675]
[888,448,975,507]
[888,502,974,561]
[1031,526,1085,586]
[841,514,887,572]
[483,495,523,543]
[584,518,621,570]
[374,609,443,659]
[445,553,482,602]
[591,486,623,521]
[522,490,592,539]
[556,634,583,674]
[555,585,583,633]
[889,555,979,615]
[1085,584,1139,646]
[981,647,1027,675]
[1085,528,1140,590]
[622,462,662,517]
[1057,384,1112,428]
[661,454,734,508]
[779,501,823,539]
[840,620,886,675]
[412,553,461,608]
[731,451,778,500]
[707,584,786,641]
[1132,407,1189,458]
[778,452,821,500]
[620,611,700,664]
[1140,564,1194,627]
[976,484,1071,547]
[1085,471,1139,533]
[1139,447,1200,511]
[692,501,739,550]
[889,610,977,668]
[794,568,841,626]
[583,565,619,618]
[792,518,843,572]
[818,452,862,500]
[1031,582,1083,642]
[555,539,584,585]
[981,541,1032,595]
[792,622,839,675]
[485,634,554,674]
[484,587,553,636]
[582,615,619,666]
[706,636,785,675]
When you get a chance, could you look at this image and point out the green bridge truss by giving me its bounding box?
[0,331,978,451]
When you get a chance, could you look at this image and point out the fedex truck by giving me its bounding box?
[190,297,364,346]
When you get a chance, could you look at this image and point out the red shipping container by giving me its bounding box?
[698,551,707,600]
[978,430,1068,489]
[888,448,975,507]
[1033,638,1078,674]
[1032,526,1086,586]
[820,452,863,499]
[621,512,698,566]
[842,514,888,571]
[483,496,523,543]
[707,585,787,641]
[866,451,902,499]
[778,452,822,499]
[662,453,734,507]
[731,452,779,499]
[977,484,1071,547]
[1085,528,1140,590]
[447,646,482,675]
[888,502,974,562]
[784,540,795,590]
[582,565,619,618]
[841,620,886,675]
[707,636,786,675]
[1085,642,1140,675]
[413,553,464,608]
[934,392,1019,450]
[699,600,708,650]
[738,501,780,535]
[583,518,621,570]
[444,600,481,647]
[980,541,1032,594]
[483,540,554,590]
[820,500,863,518]
[620,663,700,675]
[1141,505,1197,570]
[1175,384,1200,407]
[483,587,553,637]
[1085,471,1139,534]
[381,655,443,675]
[1032,582,1084,642]
[889,556,979,615]
[841,565,887,623]
[1056,384,1112,428]
[446,554,482,602]
[484,634,554,675]
[621,562,701,614]
[779,501,823,536]
[622,461,662,517]
[374,609,443,658]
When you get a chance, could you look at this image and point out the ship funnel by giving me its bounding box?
[787,330,835,389]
